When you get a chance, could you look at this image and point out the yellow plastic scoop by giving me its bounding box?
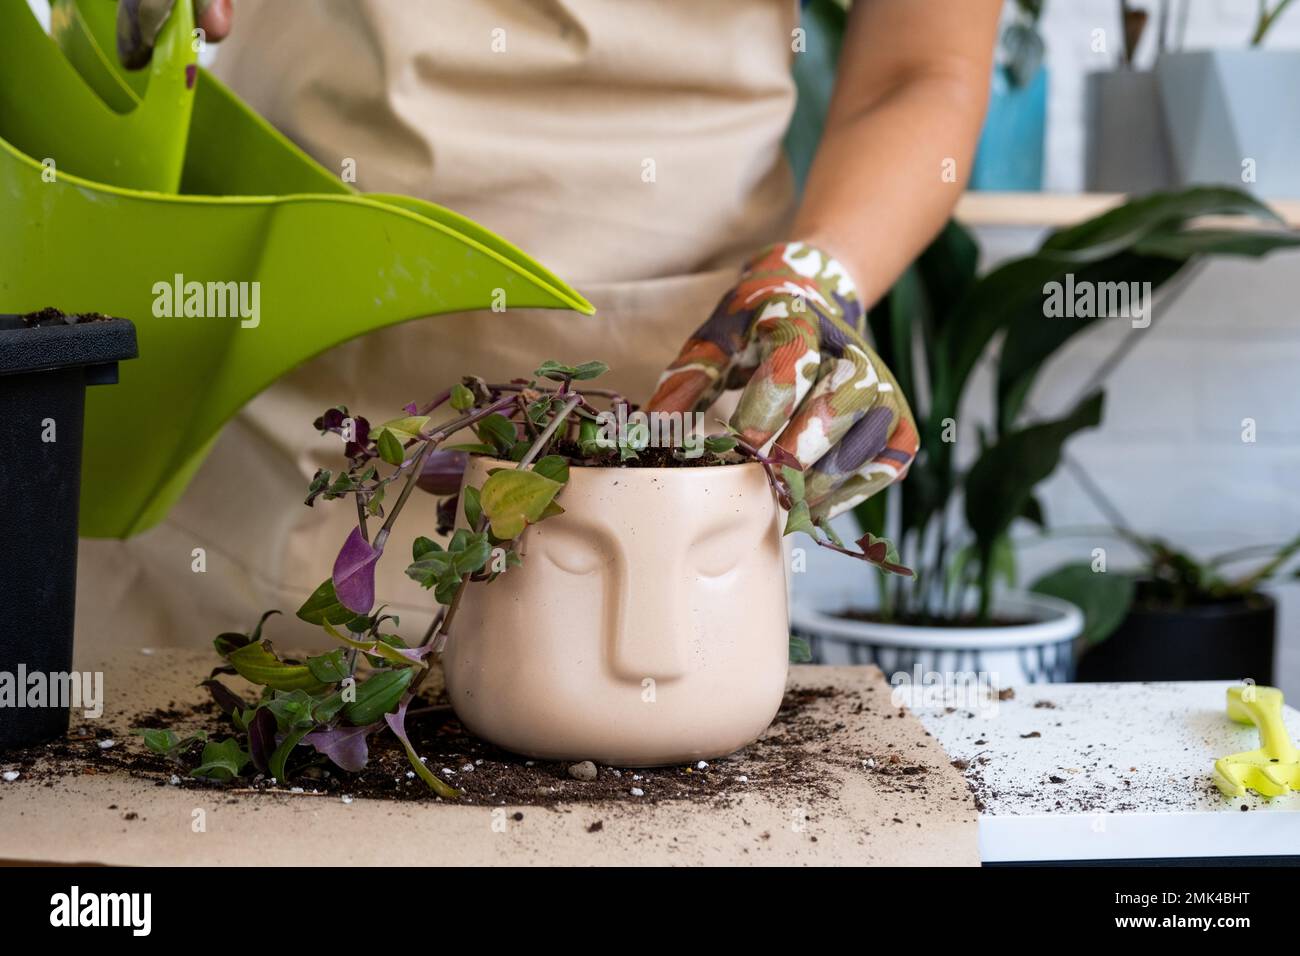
[1213,685,1300,798]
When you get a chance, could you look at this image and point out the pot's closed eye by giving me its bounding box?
[691,517,765,579]
[537,523,608,575]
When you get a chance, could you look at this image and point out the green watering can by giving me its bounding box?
[0,0,593,538]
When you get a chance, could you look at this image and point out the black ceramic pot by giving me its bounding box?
[1077,592,1275,683]
[0,312,137,750]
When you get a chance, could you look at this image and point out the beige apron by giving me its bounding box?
[75,0,798,660]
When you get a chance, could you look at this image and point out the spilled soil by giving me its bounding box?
[0,684,942,811]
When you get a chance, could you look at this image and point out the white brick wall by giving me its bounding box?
[1041,0,1300,191]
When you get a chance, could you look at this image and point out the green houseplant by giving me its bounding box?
[791,187,1300,681]
[1032,531,1300,682]
[134,361,894,791]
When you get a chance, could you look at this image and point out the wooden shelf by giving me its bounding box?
[956,191,1300,229]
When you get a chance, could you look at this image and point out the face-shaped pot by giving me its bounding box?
[442,457,790,766]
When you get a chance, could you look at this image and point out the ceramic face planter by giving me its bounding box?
[442,457,790,766]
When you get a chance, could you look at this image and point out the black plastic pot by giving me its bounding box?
[1076,592,1275,683]
[0,312,137,750]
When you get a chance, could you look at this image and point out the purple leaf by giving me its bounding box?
[417,450,469,497]
[200,679,248,717]
[388,643,435,665]
[332,527,382,614]
[344,416,372,460]
[766,443,803,473]
[384,696,459,797]
[247,707,278,774]
[303,723,378,773]
[315,407,346,432]
[383,697,415,748]
[403,401,419,415]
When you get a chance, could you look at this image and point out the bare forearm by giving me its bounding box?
[792,0,1001,303]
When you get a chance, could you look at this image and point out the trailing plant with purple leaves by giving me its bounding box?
[137,360,907,795]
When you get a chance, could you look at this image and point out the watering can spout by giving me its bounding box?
[0,0,594,538]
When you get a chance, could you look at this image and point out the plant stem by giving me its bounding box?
[414,389,582,683]
[517,394,581,468]
[355,495,370,543]
[368,396,514,552]
[1252,0,1295,45]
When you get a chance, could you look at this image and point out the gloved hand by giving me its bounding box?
[117,0,232,69]
[647,242,919,521]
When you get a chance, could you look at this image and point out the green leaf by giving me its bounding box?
[1041,187,1283,262]
[190,739,250,781]
[343,669,414,726]
[781,465,806,504]
[376,428,406,466]
[443,442,498,455]
[534,360,608,382]
[703,435,738,455]
[212,610,280,658]
[212,631,250,658]
[296,579,359,626]
[532,455,570,484]
[783,500,817,537]
[578,418,611,456]
[989,534,1018,591]
[263,689,319,732]
[405,554,453,589]
[135,728,179,754]
[1019,495,1046,528]
[964,391,1105,563]
[526,397,554,425]
[133,728,207,763]
[475,413,518,455]
[1133,228,1300,260]
[306,649,350,684]
[450,383,476,411]
[269,726,312,784]
[433,571,462,606]
[463,485,483,528]
[478,469,564,540]
[1031,563,1136,645]
[226,642,328,693]
[311,689,348,724]
[376,415,430,441]
[788,635,813,664]
[452,532,493,576]
[412,536,442,561]
[384,699,461,799]
[995,252,1182,432]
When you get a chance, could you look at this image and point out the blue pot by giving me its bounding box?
[970,65,1047,192]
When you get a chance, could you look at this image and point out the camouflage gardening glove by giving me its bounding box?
[647,242,919,521]
[117,0,232,69]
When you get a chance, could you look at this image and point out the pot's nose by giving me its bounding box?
[607,541,690,682]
